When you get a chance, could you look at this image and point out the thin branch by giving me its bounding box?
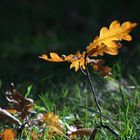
[84,68,103,125]
[81,68,119,139]
[79,106,121,132]
[80,67,87,76]
[101,124,119,139]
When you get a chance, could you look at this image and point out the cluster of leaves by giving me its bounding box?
[40,20,137,76]
[0,83,33,126]
[0,20,137,139]
[0,84,96,140]
[0,84,62,139]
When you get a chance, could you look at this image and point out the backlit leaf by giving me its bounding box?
[40,51,86,71]
[39,53,74,62]
[69,51,86,71]
[86,20,137,56]
[40,20,137,76]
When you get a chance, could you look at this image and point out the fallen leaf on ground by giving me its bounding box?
[67,126,97,140]
[0,108,21,125]
[42,112,64,138]
[0,129,16,140]
[5,83,34,119]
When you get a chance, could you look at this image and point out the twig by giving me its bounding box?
[81,68,119,139]
[101,124,119,139]
[83,68,103,125]
[79,106,121,132]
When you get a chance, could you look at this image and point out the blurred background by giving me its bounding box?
[0,0,140,89]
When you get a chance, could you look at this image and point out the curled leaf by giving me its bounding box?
[91,59,112,77]
[0,108,21,125]
[6,83,34,119]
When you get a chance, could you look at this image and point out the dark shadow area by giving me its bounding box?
[0,0,140,87]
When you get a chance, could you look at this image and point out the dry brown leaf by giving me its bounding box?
[0,108,21,125]
[0,129,16,140]
[68,127,97,140]
[91,59,112,77]
[86,20,137,56]
[42,112,64,138]
[31,130,39,140]
[6,83,34,119]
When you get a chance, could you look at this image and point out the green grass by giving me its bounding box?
[11,73,140,139]
[0,71,140,139]
[0,39,140,139]
[0,2,140,139]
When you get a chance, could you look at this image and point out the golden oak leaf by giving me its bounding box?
[40,51,86,71]
[39,20,137,75]
[42,112,64,138]
[39,53,64,62]
[39,53,74,62]
[0,129,16,140]
[86,20,137,56]
[69,51,86,71]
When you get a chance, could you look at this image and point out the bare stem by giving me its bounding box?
[84,68,103,125]
[101,124,119,138]
[81,68,119,139]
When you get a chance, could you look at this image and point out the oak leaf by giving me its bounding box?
[42,112,64,138]
[39,53,74,62]
[40,51,86,71]
[69,51,86,71]
[86,20,137,56]
[6,83,34,119]
[39,20,137,76]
